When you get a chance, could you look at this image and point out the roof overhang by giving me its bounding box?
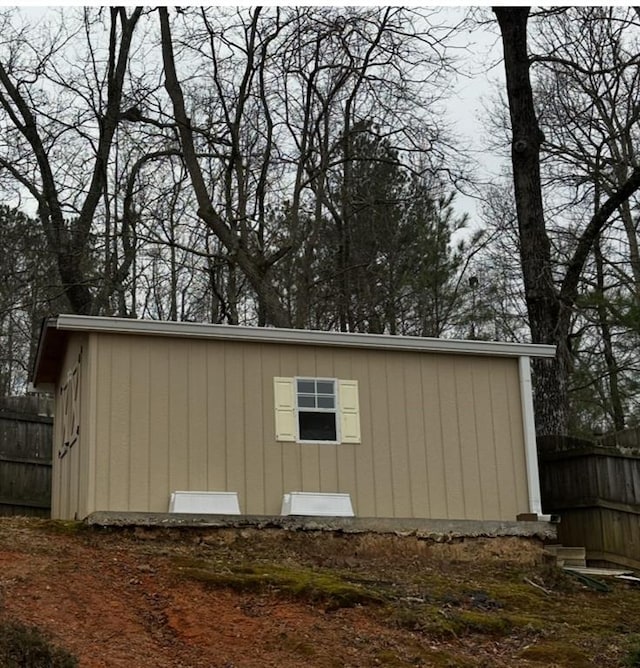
[32,314,557,390]
[31,317,71,390]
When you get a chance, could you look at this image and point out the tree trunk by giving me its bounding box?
[159,7,290,328]
[594,237,625,430]
[495,7,640,436]
[0,7,143,317]
[494,7,569,435]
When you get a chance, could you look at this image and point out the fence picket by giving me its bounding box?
[0,397,52,517]
[538,435,640,569]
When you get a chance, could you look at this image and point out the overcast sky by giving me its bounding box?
[443,7,509,228]
[4,5,508,230]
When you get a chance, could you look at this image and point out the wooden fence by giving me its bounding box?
[538,436,640,569]
[599,425,640,450]
[0,396,53,517]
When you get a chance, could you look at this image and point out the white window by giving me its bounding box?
[296,378,338,442]
[273,377,361,444]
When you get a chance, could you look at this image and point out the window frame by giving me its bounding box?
[295,376,340,444]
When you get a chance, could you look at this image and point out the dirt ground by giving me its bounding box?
[0,518,638,667]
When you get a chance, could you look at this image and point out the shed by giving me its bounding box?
[32,315,556,522]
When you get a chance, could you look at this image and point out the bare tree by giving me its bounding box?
[0,7,150,314]
[158,6,460,328]
[494,6,640,436]
[0,205,64,393]
[159,7,291,326]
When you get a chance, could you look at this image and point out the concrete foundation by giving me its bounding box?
[86,512,557,541]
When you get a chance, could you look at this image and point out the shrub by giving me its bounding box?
[0,621,78,668]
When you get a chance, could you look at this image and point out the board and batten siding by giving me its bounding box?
[51,334,90,520]
[58,332,530,520]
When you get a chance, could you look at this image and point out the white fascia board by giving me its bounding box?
[53,315,557,359]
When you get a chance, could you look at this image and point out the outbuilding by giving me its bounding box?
[32,315,555,522]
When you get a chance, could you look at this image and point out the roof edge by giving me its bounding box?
[31,317,61,389]
[52,315,557,359]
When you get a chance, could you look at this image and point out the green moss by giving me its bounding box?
[41,520,87,535]
[388,605,474,640]
[388,599,545,642]
[417,647,479,667]
[372,649,410,666]
[174,558,384,608]
[519,641,591,667]
[269,632,317,658]
[449,610,513,636]
[623,635,640,668]
[501,613,546,634]
[388,605,429,633]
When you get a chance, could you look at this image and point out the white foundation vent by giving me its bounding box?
[281,492,354,517]
[169,491,241,515]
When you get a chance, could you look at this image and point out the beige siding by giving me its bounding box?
[51,334,90,520]
[110,335,132,509]
[188,341,209,491]
[129,337,151,509]
[205,343,226,491]
[404,360,427,517]
[61,332,530,521]
[148,338,170,510]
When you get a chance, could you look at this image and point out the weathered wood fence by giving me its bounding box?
[538,435,640,569]
[0,396,53,517]
[599,425,640,450]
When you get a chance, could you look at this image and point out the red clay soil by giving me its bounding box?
[0,518,637,667]
[0,519,447,668]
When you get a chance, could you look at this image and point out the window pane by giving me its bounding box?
[316,381,335,395]
[298,412,337,441]
[297,395,316,408]
[297,380,315,394]
[317,396,335,409]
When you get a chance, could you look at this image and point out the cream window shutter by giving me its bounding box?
[339,379,361,444]
[274,377,296,441]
